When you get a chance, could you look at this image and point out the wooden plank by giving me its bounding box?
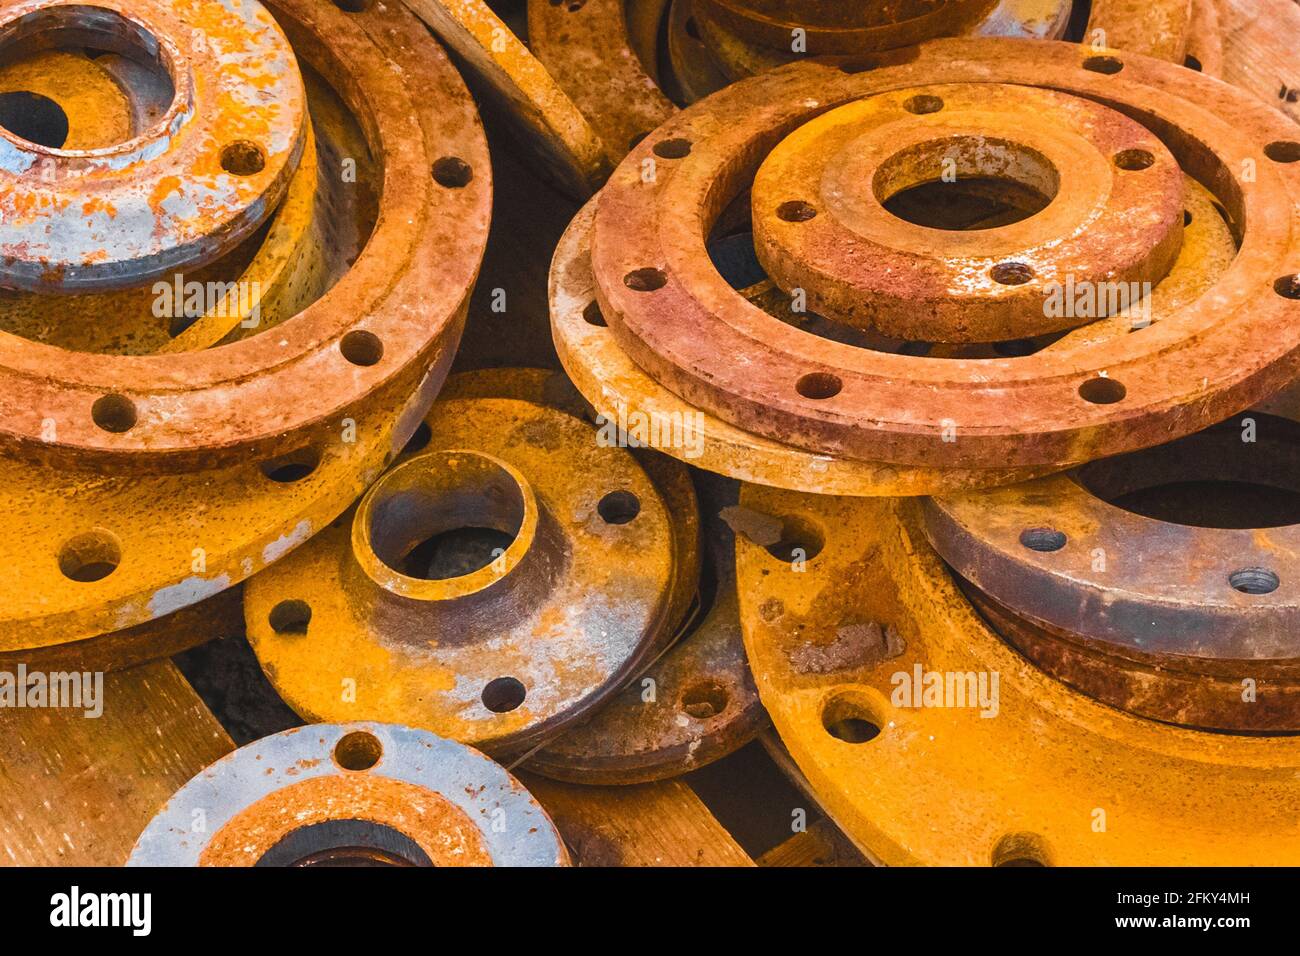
[1216,0,1300,124]
[0,659,234,866]
[759,819,869,868]
[518,772,755,866]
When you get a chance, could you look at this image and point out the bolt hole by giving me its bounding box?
[58,531,121,582]
[269,599,312,635]
[764,515,824,563]
[624,267,667,291]
[777,200,817,222]
[903,94,943,114]
[681,679,729,719]
[822,694,881,744]
[260,446,321,483]
[1275,275,1300,299]
[992,832,1052,867]
[653,138,691,159]
[1078,376,1126,404]
[582,301,607,326]
[796,372,842,400]
[1230,567,1279,595]
[432,156,473,188]
[340,330,383,366]
[482,677,526,713]
[1114,148,1155,171]
[91,394,137,433]
[220,141,265,176]
[334,730,382,771]
[597,490,641,524]
[1083,55,1123,74]
[0,91,69,148]
[990,262,1034,285]
[1264,141,1300,163]
[1019,527,1066,552]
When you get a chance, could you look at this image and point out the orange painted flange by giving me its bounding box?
[737,486,1300,865]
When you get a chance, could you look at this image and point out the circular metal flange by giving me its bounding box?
[0,0,489,471]
[696,0,1000,54]
[127,723,568,866]
[245,386,691,755]
[694,0,1070,79]
[552,197,1062,494]
[736,487,1300,865]
[590,39,1300,471]
[0,0,305,293]
[528,474,768,784]
[925,410,1300,731]
[0,0,482,662]
[751,84,1186,342]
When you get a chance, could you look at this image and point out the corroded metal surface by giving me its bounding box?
[0,0,305,292]
[529,474,769,784]
[528,0,677,158]
[750,83,1186,342]
[128,723,568,866]
[551,196,1058,494]
[0,0,488,665]
[590,39,1300,471]
[926,410,1300,730]
[737,486,1300,865]
[245,374,696,755]
[0,0,489,470]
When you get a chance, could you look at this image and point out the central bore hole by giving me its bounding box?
[255,819,434,868]
[368,455,525,581]
[0,5,177,147]
[1075,413,1300,529]
[875,135,1059,231]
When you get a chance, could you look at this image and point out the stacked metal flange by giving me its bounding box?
[0,0,490,670]
[545,33,1300,864]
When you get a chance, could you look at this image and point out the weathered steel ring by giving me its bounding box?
[737,489,1300,864]
[245,386,692,755]
[590,39,1300,470]
[127,723,568,866]
[925,410,1300,730]
[0,0,305,292]
[751,84,1186,342]
[0,0,489,470]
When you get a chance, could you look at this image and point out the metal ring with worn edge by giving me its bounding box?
[590,39,1300,471]
[737,488,1300,865]
[924,408,1300,731]
[0,0,305,293]
[528,473,768,784]
[0,0,485,662]
[750,84,1186,342]
[244,380,694,755]
[0,0,490,470]
[552,196,1063,494]
[126,723,569,866]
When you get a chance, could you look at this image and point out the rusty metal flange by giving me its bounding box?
[925,410,1300,731]
[245,373,698,755]
[694,0,1070,80]
[552,196,1060,495]
[590,39,1300,471]
[0,0,305,292]
[528,473,768,784]
[737,487,1300,865]
[0,0,489,470]
[751,84,1186,342]
[127,723,568,866]
[0,0,487,663]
